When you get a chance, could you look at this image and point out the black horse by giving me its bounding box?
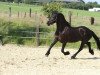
[45,12,100,59]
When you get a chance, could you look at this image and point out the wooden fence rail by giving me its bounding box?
[0,7,99,46]
[7,31,54,46]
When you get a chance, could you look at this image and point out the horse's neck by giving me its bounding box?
[56,20,71,32]
[55,15,71,35]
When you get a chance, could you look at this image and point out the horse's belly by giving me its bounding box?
[67,38,80,42]
[58,34,81,43]
[58,36,67,43]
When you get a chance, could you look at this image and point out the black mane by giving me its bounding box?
[56,13,71,34]
[57,13,71,27]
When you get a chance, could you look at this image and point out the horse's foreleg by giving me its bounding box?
[71,42,84,59]
[86,42,94,55]
[45,39,58,57]
[61,43,70,55]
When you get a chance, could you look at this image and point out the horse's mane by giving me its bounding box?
[57,13,71,27]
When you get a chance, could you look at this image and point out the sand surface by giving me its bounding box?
[0,44,100,75]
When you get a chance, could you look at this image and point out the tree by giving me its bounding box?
[7,0,14,2]
[80,0,85,3]
[42,2,62,17]
[0,0,6,2]
[14,0,22,3]
[21,0,37,4]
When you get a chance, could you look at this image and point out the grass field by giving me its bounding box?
[0,2,43,13]
[64,8,100,17]
[0,2,100,47]
[0,2,100,18]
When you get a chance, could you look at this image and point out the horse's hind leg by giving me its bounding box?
[86,42,94,55]
[71,42,85,59]
[61,43,70,55]
[45,38,58,57]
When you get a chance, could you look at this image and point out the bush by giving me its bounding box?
[0,20,12,35]
[0,18,51,45]
[42,2,62,17]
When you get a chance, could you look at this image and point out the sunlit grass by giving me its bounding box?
[0,2,100,47]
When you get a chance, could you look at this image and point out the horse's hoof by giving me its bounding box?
[45,54,48,57]
[89,49,94,55]
[71,56,76,59]
[45,53,50,57]
[65,51,70,55]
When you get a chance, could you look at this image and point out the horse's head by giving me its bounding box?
[47,11,67,26]
[47,11,58,26]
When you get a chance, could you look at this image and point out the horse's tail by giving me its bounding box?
[92,31,100,50]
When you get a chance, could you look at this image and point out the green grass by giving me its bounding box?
[0,2,100,48]
[0,2,43,13]
[0,2,100,18]
[62,8,100,18]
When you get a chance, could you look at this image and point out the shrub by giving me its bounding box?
[42,2,62,17]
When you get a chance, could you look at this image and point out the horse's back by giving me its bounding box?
[58,27,81,43]
[58,26,93,43]
[72,26,93,41]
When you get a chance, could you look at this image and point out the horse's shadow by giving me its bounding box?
[75,57,100,60]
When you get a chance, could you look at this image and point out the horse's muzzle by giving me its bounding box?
[47,21,50,26]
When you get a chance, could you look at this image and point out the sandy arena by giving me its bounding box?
[0,44,100,75]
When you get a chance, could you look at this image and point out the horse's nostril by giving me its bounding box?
[47,21,50,26]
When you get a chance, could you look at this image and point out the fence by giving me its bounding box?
[0,7,100,46]
[8,7,32,18]
[7,31,52,46]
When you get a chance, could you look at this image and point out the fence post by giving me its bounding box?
[90,17,95,25]
[68,11,72,25]
[9,7,11,17]
[24,12,26,18]
[36,25,40,46]
[35,13,40,46]
[77,12,78,17]
[18,11,19,18]
[29,8,32,17]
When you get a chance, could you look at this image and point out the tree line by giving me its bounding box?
[63,2,100,10]
[0,0,37,4]
[0,0,100,10]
